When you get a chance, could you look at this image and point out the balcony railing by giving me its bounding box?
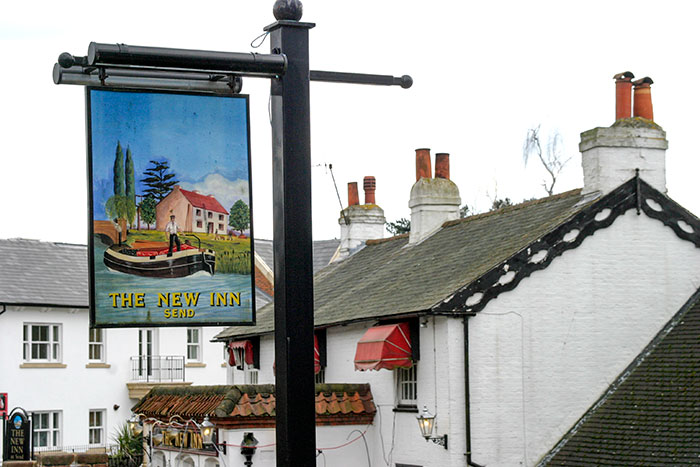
[129,355,185,382]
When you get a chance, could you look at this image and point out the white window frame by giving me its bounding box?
[89,328,105,362]
[396,364,418,407]
[24,323,62,362]
[89,409,106,446]
[187,328,202,362]
[231,347,258,384]
[32,410,61,449]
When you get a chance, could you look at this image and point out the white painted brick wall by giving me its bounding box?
[469,210,700,466]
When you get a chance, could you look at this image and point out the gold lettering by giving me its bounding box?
[121,293,133,307]
[134,293,145,307]
[184,292,200,306]
[108,293,119,307]
[229,292,241,306]
[157,293,169,307]
[215,292,226,306]
[164,309,171,318]
[187,309,195,317]
[172,293,182,306]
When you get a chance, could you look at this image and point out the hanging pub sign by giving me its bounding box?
[154,427,218,455]
[3,408,31,461]
[87,88,255,327]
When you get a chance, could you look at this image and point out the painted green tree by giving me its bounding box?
[113,142,125,196]
[142,160,179,201]
[229,200,250,235]
[124,147,137,227]
[139,196,157,230]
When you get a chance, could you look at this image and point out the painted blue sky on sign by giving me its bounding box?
[90,89,250,220]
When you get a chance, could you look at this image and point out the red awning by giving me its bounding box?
[314,334,321,375]
[228,340,254,366]
[354,323,412,371]
[274,334,322,375]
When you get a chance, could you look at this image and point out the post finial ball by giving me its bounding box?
[273,0,303,21]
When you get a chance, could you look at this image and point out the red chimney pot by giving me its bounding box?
[347,182,359,206]
[613,71,635,120]
[633,77,654,121]
[415,148,432,181]
[435,153,450,180]
[363,176,376,204]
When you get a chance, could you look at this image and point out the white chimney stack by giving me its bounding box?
[580,73,667,196]
[334,176,385,261]
[408,149,461,244]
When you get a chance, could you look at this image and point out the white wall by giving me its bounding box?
[469,211,700,466]
[0,306,228,459]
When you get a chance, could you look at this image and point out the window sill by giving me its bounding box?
[185,362,206,368]
[393,405,419,413]
[86,363,111,368]
[20,363,67,369]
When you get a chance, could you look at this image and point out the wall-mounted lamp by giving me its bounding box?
[201,416,215,445]
[240,432,259,467]
[416,406,448,449]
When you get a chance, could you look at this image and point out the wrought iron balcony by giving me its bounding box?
[129,356,185,382]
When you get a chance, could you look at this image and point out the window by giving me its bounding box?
[24,324,61,362]
[196,209,202,216]
[218,224,224,231]
[33,411,61,449]
[218,214,224,221]
[314,368,326,384]
[396,365,417,407]
[89,409,105,445]
[197,220,203,228]
[208,212,212,219]
[187,328,202,362]
[89,328,104,362]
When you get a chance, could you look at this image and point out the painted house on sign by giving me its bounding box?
[156,186,229,235]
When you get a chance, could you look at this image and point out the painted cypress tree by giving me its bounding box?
[125,146,135,202]
[113,142,125,196]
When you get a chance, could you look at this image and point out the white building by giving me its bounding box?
[212,75,700,466]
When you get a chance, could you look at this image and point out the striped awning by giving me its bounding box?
[354,323,412,371]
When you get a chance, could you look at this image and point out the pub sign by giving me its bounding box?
[86,88,255,328]
[3,408,31,461]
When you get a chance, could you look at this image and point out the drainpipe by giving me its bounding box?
[464,316,485,467]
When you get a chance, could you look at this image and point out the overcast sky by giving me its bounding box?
[2,1,698,244]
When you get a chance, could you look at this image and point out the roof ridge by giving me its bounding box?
[443,188,583,229]
[366,233,408,246]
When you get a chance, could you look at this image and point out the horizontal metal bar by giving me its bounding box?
[310,70,413,88]
[53,64,242,94]
[87,42,287,76]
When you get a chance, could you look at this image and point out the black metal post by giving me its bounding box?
[266,3,316,465]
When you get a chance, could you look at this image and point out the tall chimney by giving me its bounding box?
[409,149,461,244]
[613,71,635,120]
[633,77,654,120]
[415,148,432,181]
[363,176,376,204]
[580,74,666,196]
[334,176,385,261]
[347,182,359,206]
[435,153,450,179]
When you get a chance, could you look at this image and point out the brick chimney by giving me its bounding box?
[614,71,634,120]
[334,177,385,261]
[580,73,667,195]
[408,149,461,244]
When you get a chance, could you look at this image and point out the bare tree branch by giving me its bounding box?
[523,125,571,196]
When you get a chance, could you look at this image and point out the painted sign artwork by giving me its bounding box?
[87,88,254,327]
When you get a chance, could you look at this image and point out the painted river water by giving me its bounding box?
[93,241,253,325]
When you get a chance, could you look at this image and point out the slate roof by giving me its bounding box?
[0,238,88,307]
[254,238,340,274]
[132,384,375,427]
[542,288,700,466]
[216,188,594,339]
